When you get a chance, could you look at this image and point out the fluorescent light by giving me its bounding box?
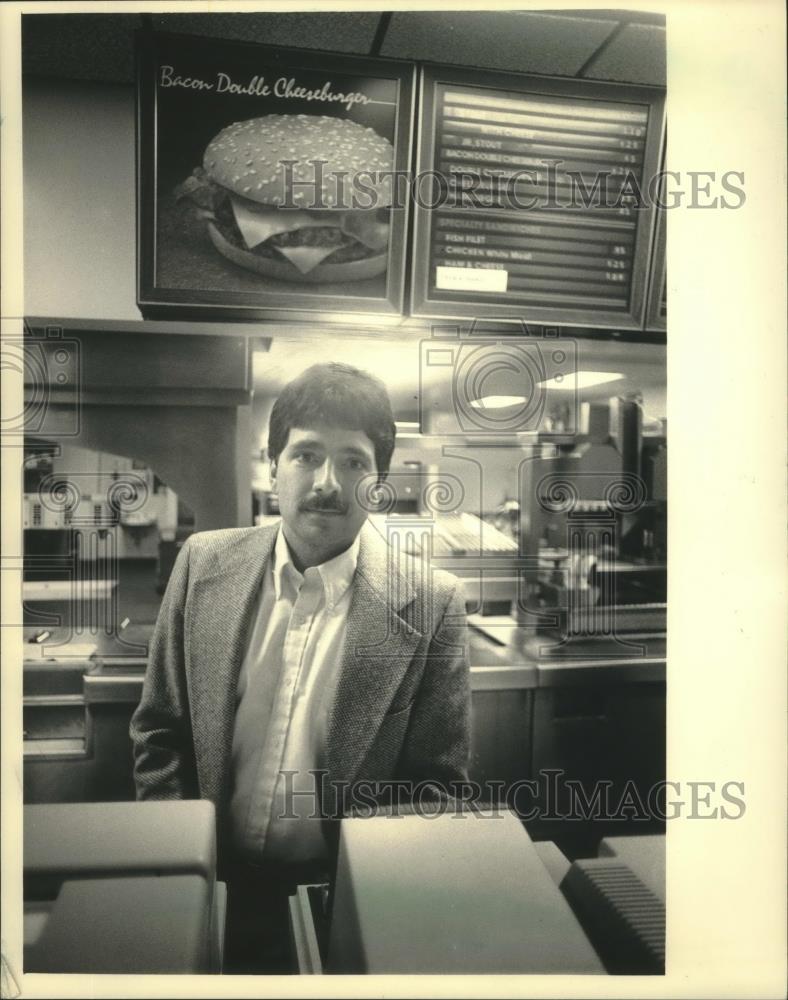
[538,371,624,390]
[469,395,528,410]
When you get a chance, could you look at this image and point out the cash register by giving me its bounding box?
[290,810,665,975]
[23,800,226,973]
[22,801,663,975]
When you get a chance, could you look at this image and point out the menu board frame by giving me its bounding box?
[136,30,415,322]
[645,166,668,332]
[411,64,666,331]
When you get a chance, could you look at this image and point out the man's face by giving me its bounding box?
[271,426,377,567]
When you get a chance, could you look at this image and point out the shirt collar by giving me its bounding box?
[272,525,360,608]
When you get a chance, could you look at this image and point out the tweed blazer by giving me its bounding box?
[130,520,471,826]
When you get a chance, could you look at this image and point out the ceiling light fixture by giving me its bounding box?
[469,394,528,410]
[538,371,625,390]
[395,420,422,438]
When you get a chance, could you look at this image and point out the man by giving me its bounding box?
[130,362,470,972]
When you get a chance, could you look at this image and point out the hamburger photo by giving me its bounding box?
[174,113,394,283]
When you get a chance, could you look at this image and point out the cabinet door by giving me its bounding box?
[528,681,666,851]
[470,689,532,801]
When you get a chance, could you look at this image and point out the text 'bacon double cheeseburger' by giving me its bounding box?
[175,114,394,283]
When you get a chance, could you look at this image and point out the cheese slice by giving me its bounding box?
[229,196,389,273]
[230,196,330,249]
[274,244,341,274]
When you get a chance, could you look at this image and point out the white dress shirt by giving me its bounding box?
[229,526,359,865]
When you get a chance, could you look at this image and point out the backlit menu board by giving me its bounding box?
[411,66,666,330]
[137,31,414,322]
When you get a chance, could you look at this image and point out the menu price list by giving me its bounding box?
[428,84,652,314]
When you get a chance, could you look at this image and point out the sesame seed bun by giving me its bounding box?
[202,114,394,209]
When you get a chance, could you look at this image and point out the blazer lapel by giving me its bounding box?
[187,526,276,805]
[324,522,423,788]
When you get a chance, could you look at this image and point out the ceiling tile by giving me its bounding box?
[380,11,619,76]
[151,12,381,55]
[21,12,664,88]
[21,12,382,85]
[583,23,666,86]
[22,13,141,83]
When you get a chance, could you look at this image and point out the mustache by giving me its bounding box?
[299,495,347,514]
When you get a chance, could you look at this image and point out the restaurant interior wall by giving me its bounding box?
[32,402,250,532]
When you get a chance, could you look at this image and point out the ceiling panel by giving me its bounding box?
[151,12,381,55]
[21,12,381,84]
[22,13,142,83]
[583,23,666,86]
[380,11,619,77]
[21,11,665,88]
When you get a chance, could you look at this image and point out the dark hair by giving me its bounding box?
[268,362,396,476]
